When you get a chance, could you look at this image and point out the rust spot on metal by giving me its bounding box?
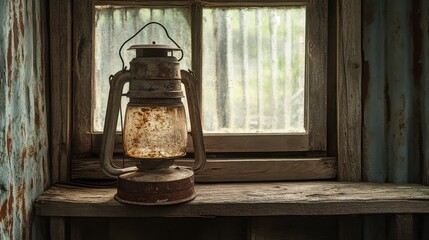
[34,95,40,129]
[7,31,12,100]
[28,144,35,158]
[0,183,15,238]
[18,0,24,37]
[18,0,25,62]
[14,181,27,239]
[20,147,27,169]
[20,123,26,137]
[12,7,19,54]
[0,196,8,220]
[42,156,47,182]
[6,124,12,155]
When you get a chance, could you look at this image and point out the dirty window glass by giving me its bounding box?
[93,6,306,134]
[93,7,191,131]
[202,7,306,133]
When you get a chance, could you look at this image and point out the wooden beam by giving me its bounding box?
[93,0,306,7]
[336,0,362,181]
[71,157,337,182]
[72,0,93,155]
[307,0,328,151]
[36,182,429,217]
[49,0,72,183]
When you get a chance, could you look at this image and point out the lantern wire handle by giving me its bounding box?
[118,21,184,71]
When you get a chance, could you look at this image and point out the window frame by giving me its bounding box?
[59,0,334,182]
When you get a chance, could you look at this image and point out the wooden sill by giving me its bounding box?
[72,157,337,182]
[35,181,429,217]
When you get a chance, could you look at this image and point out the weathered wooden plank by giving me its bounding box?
[389,214,413,240]
[362,0,387,183]
[327,0,337,157]
[93,0,306,7]
[191,2,202,103]
[72,0,93,155]
[422,0,429,185]
[92,133,310,153]
[307,0,328,151]
[50,217,66,240]
[385,0,414,184]
[71,157,337,182]
[36,182,429,217]
[337,0,362,181]
[250,216,337,240]
[338,215,362,240]
[49,0,72,182]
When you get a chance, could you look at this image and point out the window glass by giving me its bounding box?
[202,7,306,133]
[93,6,191,131]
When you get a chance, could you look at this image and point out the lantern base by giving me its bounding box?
[116,165,196,205]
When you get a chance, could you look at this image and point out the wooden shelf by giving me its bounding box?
[35,182,429,217]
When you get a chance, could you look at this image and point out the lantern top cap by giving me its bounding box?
[128,44,181,51]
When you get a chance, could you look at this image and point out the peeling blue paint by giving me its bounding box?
[363,0,428,185]
[363,0,429,239]
[0,0,49,239]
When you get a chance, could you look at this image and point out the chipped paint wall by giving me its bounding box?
[362,0,429,184]
[362,0,429,239]
[0,0,49,239]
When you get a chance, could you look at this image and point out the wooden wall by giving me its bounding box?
[361,0,429,238]
[71,216,338,240]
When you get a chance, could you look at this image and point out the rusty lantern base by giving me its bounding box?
[115,165,196,206]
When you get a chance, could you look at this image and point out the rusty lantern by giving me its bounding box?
[100,22,206,205]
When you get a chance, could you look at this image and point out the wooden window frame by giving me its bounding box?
[85,0,327,153]
[48,0,357,183]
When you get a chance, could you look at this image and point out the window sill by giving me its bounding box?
[35,181,429,217]
[72,157,337,182]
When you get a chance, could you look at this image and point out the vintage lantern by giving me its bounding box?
[100,22,206,205]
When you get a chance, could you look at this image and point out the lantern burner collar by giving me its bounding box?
[128,44,181,58]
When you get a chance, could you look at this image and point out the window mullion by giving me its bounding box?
[191,2,203,106]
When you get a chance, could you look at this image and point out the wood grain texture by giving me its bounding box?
[49,0,72,182]
[93,0,306,7]
[307,0,328,151]
[36,182,429,217]
[72,0,93,155]
[192,2,203,102]
[390,214,413,240]
[91,133,310,153]
[337,0,362,181]
[50,217,66,240]
[72,217,246,240]
[71,157,337,182]
[250,216,337,240]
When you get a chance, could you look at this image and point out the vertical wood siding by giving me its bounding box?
[0,0,49,239]
[362,0,429,239]
[363,0,428,184]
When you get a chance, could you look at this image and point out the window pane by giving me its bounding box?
[93,6,191,132]
[202,7,306,133]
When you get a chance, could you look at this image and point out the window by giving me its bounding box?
[69,0,333,182]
